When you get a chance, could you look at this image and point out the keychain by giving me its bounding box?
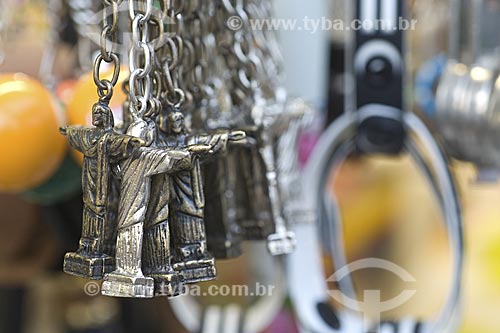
[157,1,246,283]
[209,0,301,256]
[61,0,145,280]
[58,0,310,300]
[61,99,143,279]
[100,0,201,298]
[159,0,253,264]
[162,109,245,282]
[100,0,246,296]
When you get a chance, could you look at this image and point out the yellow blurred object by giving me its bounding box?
[330,157,400,258]
[0,74,66,193]
[456,165,500,333]
[56,80,77,106]
[66,67,128,164]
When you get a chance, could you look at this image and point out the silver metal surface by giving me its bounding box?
[435,55,500,168]
[161,110,245,283]
[101,118,201,298]
[211,0,300,255]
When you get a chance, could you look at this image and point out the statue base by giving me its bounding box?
[63,252,114,280]
[101,272,154,298]
[174,257,217,284]
[267,231,296,256]
[240,219,274,240]
[208,238,242,259]
[148,272,185,297]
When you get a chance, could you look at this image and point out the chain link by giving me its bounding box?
[155,0,187,109]
[100,0,122,61]
[215,0,284,109]
[92,0,122,103]
[182,1,210,107]
[215,0,254,107]
[127,0,159,118]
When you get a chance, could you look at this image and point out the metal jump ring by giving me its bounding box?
[93,53,120,90]
[165,88,186,108]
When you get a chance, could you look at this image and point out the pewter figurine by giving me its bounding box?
[161,110,245,283]
[101,115,211,298]
[61,102,145,279]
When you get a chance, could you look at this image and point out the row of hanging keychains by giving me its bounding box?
[61,0,312,298]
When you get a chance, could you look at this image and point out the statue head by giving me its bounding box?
[168,111,187,135]
[92,102,114,130]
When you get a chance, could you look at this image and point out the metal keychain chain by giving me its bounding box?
[244,0,314,228]
[100,0,186,298]
[171,6,302,324]
[218,0,257,111]
[245,0,285,104]
[176,0,251,260]
[157,0,219,286]
[93,0,122,104]
[67,0,103,72]
[215,0,276,245]
[97,0,246,297]
[126,0,155,122]
[180,0,211,127]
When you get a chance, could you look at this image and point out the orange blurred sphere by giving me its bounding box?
[66,67,128,164]
[56,79,77,105]
[0,73,67,192]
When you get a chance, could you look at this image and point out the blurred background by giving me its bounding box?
[1,0,500,332]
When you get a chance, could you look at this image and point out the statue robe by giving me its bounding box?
[66,126,142,253]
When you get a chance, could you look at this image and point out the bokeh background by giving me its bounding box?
[1,0,500,332]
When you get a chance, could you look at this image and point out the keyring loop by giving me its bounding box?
[129,41,152,79]
[96,79,114,102]
[289,109,463,333]
[93,53,120,90]
[100,25,115,62]
[165,88,186,108]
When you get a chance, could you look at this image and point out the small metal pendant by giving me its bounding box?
[237,130,275,241]
[276,99,315,224]
[256,127,296,256]
[236,100,311,256]
[161,109,246,281]
[101,116,194,298]
[61,102,144,280]
[203,146,244,259]
[263,101,315,255]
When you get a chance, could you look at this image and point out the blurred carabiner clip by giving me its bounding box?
[289,108,464,333]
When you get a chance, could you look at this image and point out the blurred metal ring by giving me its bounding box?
[289,109,463,333]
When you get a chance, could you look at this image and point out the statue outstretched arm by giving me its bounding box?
[60,126,94,154]
[141,147,194,177]
[190,131,247,155]
[108,133,146,161]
